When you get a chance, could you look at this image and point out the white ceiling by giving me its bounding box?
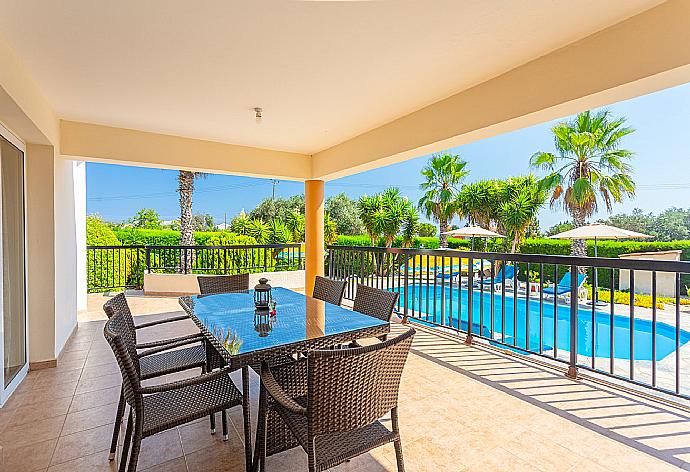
[0,0,663,154]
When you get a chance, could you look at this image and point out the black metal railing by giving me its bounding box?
[87,244,303,292]
[328,245,690,401]
[87,245,146,293]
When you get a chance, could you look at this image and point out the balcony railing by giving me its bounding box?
[328,244,690,401]
[87,244,303,293]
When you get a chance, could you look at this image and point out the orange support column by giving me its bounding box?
[304,179,325,297]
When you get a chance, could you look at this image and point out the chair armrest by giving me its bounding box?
[137,333,204,357]
[135,313,191,330]
[260,363,307,416]
[138,366,234,394]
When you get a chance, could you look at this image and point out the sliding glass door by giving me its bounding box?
[1,134,26,389]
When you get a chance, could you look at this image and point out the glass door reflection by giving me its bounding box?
[1,136,26,387]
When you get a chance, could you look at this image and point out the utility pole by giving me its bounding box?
[270,179,280,200]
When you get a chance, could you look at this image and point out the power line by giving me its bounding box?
[87,180,266,202]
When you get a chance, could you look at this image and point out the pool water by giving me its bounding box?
[398,284,690,361]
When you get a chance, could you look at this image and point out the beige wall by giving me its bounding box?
[311,0,690,180]
[54,158,80,355]
[25,144,56,364]
[60,121,311,181]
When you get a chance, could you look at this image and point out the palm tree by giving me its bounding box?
[357,188,418,247]
[531,110,635,257]
[418,153,469,248]
[178,171,206,272]
[230,210,250,234]
[497,176,545,253]
[456,179,502,230]
[285,210,305,242]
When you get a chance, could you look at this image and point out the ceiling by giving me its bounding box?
[0,0,663,154]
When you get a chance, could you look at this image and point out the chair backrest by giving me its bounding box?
[312,276,346,306]
[352,284,399,322]
[103,312,142,408]
[103,293,139,361]
[197,273,250,295]
[558,271,572,289]
[307,328,415,436]
[503,264,516,279]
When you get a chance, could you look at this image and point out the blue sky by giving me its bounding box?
[87,82,690,231]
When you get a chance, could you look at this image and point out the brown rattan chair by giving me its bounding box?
[312,276,346,306]
[352,284,399,342]
[257,328,415,472]
[104,311,244,472]
[197,273,250,294]
[103,293,209,460]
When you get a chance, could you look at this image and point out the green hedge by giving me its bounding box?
[113,228,220,246]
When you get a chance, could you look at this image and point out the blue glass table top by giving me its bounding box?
[179,287,389,359]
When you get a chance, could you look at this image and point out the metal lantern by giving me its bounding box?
[254,308,273,337]
[254,277,272,308]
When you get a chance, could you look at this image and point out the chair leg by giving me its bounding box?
[127,414,143,472]
[222,409,228,441]
[258,384,268,472]
[242,366,253,472]
[119,409,134,472]
[109,387,126,460]
[391,407,405,472]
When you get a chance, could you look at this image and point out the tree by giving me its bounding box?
[178,171,206,271]
[193,213,215,231]
[129,208,163,229]
[325,193,365,235]
[531,110,635,257]
[497,176,545,252]
[86,215,120,245]
[285,211,305,242]
[249,195,305,222]
[358,188,418,247]
[324,212,339,246]
[418,153,469,248]
[417,222,436,237]
[546,221,575,237]
[455,179,502,230]
[230,210,251,234]
[246,218,269,243]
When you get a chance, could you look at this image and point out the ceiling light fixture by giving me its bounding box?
[254,107,263,124]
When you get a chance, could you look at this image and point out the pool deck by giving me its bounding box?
[2,291,690,471]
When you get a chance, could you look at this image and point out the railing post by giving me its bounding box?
[403,252,409,324]
[145,246,151,273]
[566,263,579,379]
[466,256,474,345]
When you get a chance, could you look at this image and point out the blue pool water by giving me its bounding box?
[398,284,690,361]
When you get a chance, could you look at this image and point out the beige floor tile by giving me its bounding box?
[0,415,65,449]
[69,386,121,413]
[468,447,543,472]
[7,397,73,428]
[135,429,184,470]
[1,438,57,471]
[46,449,118,472]
[140,456,188,472]
[74,373,122,395]
[61,403,118,436]
[184,441,246,472]
[50,423,114,465]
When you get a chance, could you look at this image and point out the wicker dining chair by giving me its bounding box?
[103,293,209,460]
[352,284,399,342]
[104,311,244,472]
[257,328,415,472]
[312,276,346,305]
[197,273,250,294]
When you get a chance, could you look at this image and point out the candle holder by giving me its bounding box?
[254,277,272,308]
[254,307,273,337]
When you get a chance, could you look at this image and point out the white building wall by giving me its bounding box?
[74,161,87,312]
[53,158,79,355]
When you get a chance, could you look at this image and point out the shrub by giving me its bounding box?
[87,215,120,246]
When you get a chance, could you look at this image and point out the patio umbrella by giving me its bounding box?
[442,225,505,250]
[548,223,652,304]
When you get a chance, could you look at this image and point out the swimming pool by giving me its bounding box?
[398,284,690,361]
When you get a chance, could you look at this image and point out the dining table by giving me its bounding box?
[178,286,391,472]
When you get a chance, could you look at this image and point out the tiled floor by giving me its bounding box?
[2,292,690,471]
